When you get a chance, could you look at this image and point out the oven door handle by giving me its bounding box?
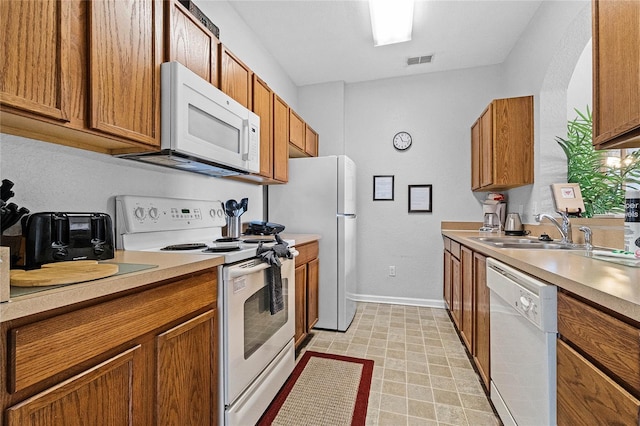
[228,251,298,278]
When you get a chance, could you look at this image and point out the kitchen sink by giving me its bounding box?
[471,236,592,250]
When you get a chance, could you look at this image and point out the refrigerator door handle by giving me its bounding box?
[338,213,357,218]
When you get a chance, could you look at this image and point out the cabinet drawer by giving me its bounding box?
[558,291,640,394]
[295,241,319,267]
[10,271,216,392]
[450,241,461,259]
[443,237,451,252]
[557,339,640,425]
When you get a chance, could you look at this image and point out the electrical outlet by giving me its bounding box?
[389,266,396,277]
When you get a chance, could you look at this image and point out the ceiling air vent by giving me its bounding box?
[407,55,433,65]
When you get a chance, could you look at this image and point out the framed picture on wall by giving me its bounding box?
[408,184,432,212]
[373,175,394,200]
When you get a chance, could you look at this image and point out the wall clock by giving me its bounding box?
[393,131,412,151]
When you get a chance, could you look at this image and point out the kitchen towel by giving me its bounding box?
[257,235,292,314]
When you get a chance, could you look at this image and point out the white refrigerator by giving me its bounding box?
[268,155,357,331]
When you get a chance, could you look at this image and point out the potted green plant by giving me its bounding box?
[556,106,640,217]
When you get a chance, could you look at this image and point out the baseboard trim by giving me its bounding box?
[352,294,446,309]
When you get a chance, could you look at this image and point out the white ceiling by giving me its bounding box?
[226,0,544,86]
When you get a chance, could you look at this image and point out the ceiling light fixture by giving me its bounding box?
[369,0,415,47]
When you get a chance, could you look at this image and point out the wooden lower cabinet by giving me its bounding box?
[443,249,452,310]
[156,310,217,426]
[460,246,473,350]
[6,346,142,425]
[450,255,462,330]
[472,253,489,390]
[1,270,218,425]
[557,290,640,425]
[557,339,640,425]
[442,237,490,392]
[293,240,319,349]
[294,263,308,347]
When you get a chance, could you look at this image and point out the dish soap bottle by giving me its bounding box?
[624,189,640,253]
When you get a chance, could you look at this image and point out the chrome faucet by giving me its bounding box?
[579,226,593,251]
[534,211,573,244]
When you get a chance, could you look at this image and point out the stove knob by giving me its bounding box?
[134,207,146,220]
[149,207,159,220]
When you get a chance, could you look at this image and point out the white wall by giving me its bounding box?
[298,82,346,156]
[503,0,591,222]
[196,0,298,108]
[567,39,593,120]
[298,0,591,306]
[343,66,503,305]
[0,0,298,236]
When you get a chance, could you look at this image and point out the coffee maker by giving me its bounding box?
[480,194,506,232]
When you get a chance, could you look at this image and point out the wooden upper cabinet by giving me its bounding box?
[471,120,481,190]
[289,110,305,151]
[273,95,290,183]
[471,95,534,191]
[220,46,252,109]
[252,75,274,179]
[88,0,162,147]
[305,124,319,157]
[166,0,220,87]
[592,0,640,149]
[0,0,71,122]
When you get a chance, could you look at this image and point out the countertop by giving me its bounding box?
[1,233,321,323]
[442,229,640,323]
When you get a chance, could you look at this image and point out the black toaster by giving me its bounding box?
[22,212,115,269]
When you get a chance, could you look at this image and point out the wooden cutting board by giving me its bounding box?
[10,261,119,287]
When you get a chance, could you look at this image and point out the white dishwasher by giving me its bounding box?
[487,258,557,426]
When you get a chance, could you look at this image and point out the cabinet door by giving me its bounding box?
[157,310,217,426]
[307,258,319,330]
[273,95,289,182]
[305,124,318,157]
[593,0,640,149]
[443,250,452,310]
[289,110,305,151]
[0,0,71,121]
[471,120,481,190]
[473,252,490,390]
[6,346,143,426]
[492,96,534,187]
[220,46,252,109]
[557,339,640,425]
[167,0,219,87]
[460,246,473,352]
[89,0,162,146]
[294,264,308,347]
[451,256,462,329]
[479,105,493,188]
[253,76,274,179]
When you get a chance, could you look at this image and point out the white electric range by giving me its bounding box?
[115,195,297,426]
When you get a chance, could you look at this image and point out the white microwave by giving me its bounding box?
[121,61,260,177]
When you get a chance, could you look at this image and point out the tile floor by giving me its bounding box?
[298,302,501,426]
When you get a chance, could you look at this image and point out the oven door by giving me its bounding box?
[222,256,295,405]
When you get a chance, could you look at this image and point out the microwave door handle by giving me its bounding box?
[242,119,250,161]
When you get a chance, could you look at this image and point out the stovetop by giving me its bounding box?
[115,195,292,264]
